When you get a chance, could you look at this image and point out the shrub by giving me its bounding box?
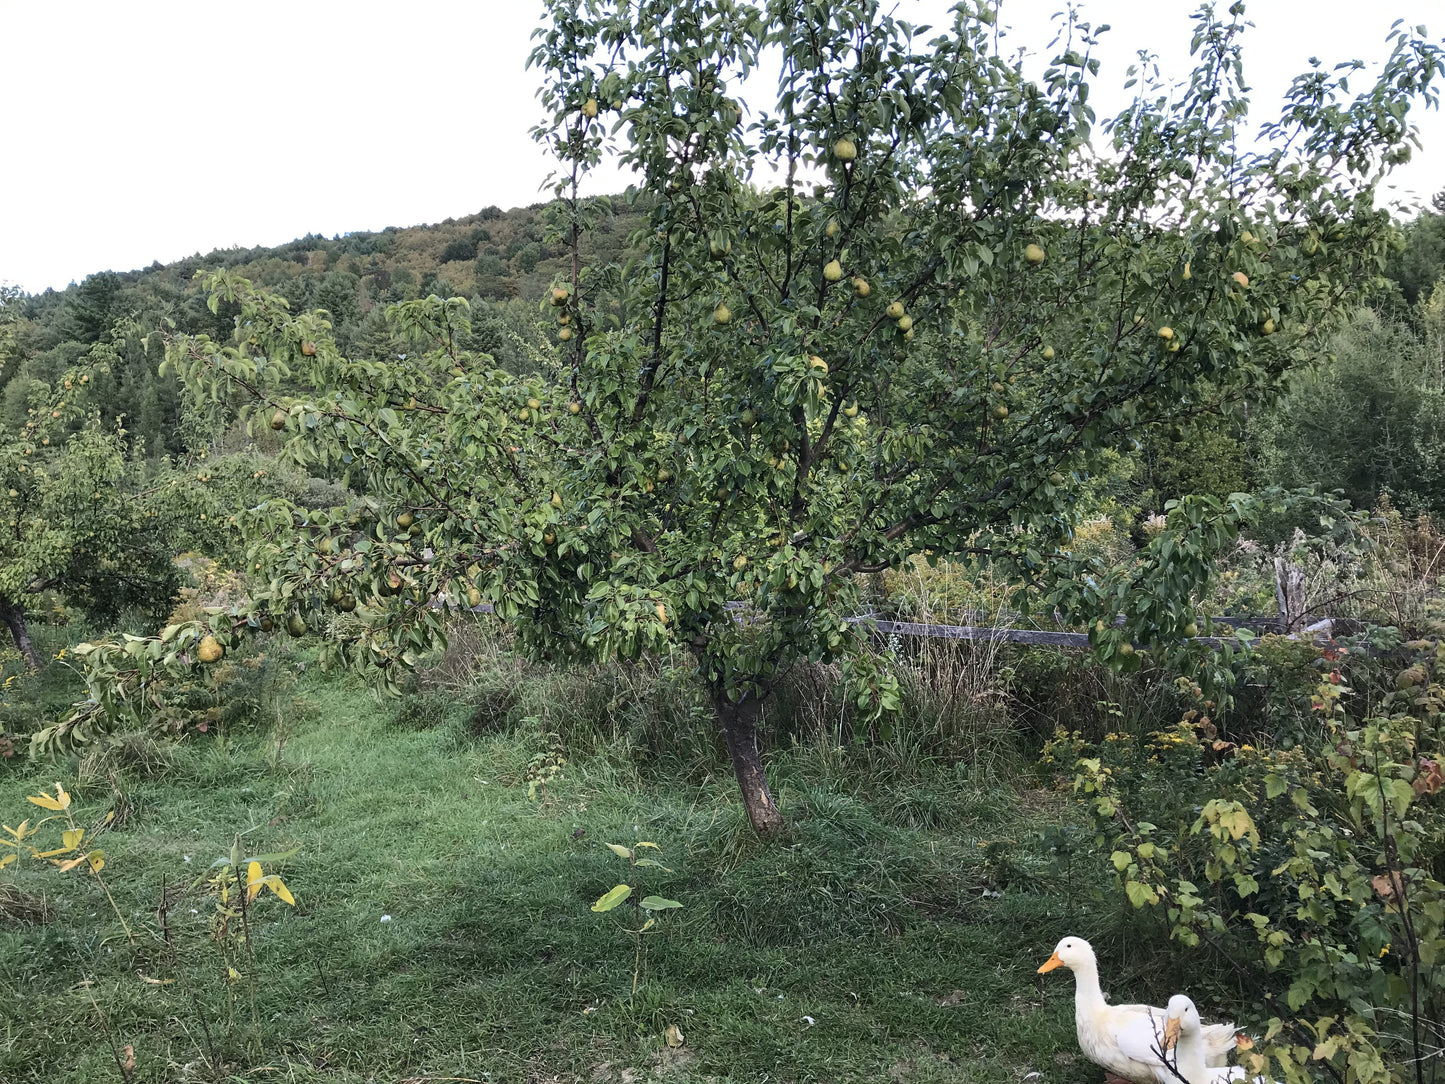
[1046,623,1445,1084]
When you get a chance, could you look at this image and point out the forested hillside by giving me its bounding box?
[4,191,1444,525]
[0,198,649,457]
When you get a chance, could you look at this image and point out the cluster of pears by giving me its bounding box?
[552,287,574,342]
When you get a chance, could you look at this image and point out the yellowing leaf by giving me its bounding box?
[265,875,296,905]
[605,843,633,859]
[62,828,84,851]
[27,793,64,811]
[4,819,30,839]
[56,854,88,872]
[227,966,243,983]
[592,884,633,912]
[0,853,16,869]
[664,1023,684,1047]
[246,861,264,902]
[87,850,105,873]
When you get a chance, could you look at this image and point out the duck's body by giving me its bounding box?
[1039,938,1238,1084]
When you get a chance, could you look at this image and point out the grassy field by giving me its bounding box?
[0,642,1188,1084]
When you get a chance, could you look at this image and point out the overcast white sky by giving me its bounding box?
[1,1,1440,293]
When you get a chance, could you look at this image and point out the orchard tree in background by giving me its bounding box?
[163,1,1439,834]
[0,366,213,668]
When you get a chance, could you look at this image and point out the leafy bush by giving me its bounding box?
[1046,625,1445,1084]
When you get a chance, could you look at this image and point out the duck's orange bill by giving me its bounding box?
[1037,952,1063,973]
[1162,1017,1181,1051]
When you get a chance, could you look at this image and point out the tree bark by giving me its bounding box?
[0,595,42,671]
[710,687,784,837]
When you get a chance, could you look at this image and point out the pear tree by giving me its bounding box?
[0,371,215,670]
[163,1,1439,834]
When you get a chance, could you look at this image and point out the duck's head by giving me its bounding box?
[1037,936,1094,974]
[1163,993,1201,1050]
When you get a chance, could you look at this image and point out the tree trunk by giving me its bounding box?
[0,595,42,671]
[710,687,784,837]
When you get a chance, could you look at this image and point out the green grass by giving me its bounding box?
[0,662,1107,1084]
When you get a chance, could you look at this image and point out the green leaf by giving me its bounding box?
[639,895,682,911]
[1124,880,1157,908]
[591,884,632,912]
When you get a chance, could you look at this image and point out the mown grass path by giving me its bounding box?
[1,670,1087,1083]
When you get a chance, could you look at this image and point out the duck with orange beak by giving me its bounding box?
[1037,937,1240,1083]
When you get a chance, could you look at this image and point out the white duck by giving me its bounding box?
[1038,937,1239,1084]
[1164,995,1266,1083]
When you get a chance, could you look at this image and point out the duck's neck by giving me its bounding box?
[1070,959,1107,1018]
[1175,1028,1210,1084]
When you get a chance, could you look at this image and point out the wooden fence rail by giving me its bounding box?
[453,600,1333,651]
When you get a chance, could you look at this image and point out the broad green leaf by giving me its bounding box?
[591,884,632,912]
[639,895,682,911]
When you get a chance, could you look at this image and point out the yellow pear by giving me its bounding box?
[832,138,857,161]
[197,635,223,664]
[1024,243,1045,265]
[823,260,844,282]
[886,301,905,319]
